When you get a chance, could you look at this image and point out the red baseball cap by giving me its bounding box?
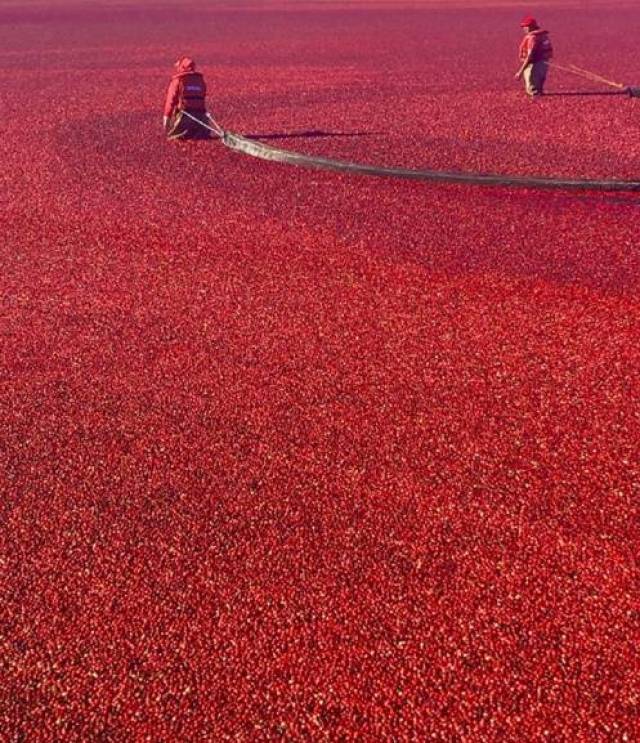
[520,15,537,27]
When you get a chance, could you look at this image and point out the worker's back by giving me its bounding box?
[164,57,211,140]
[175,70,207,113]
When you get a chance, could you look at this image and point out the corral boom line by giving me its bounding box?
[222,133,640,192]
[180,110,640,193]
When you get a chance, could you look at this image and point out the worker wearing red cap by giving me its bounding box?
[515,16,553,97]
[163,57,211,139]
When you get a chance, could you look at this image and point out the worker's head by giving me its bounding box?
[175,56,196,73]
[520,15,538,32]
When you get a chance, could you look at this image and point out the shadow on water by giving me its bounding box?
[244,129,377,141]
[545,90,629,98]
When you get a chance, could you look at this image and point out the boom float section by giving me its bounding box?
[221,131,640,192]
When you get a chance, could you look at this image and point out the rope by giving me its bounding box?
[177,110,640,193]
[547,61,625,90]
[180,109,225,137]
[567,63,625,89]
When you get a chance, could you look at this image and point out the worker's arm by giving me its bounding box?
[163,77,180,126]
[515,36,534,79]
[515,52,532,79]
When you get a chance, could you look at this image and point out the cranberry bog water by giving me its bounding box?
[1,1,639,739]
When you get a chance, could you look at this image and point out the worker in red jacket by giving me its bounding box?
[163,57,211,139]
[515,16,553,97]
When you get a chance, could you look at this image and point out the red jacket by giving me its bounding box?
[519,29,553,64]
[164,57,207,117]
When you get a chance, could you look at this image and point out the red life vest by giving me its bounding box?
[520,29,553,63]
[177,72,206,112]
